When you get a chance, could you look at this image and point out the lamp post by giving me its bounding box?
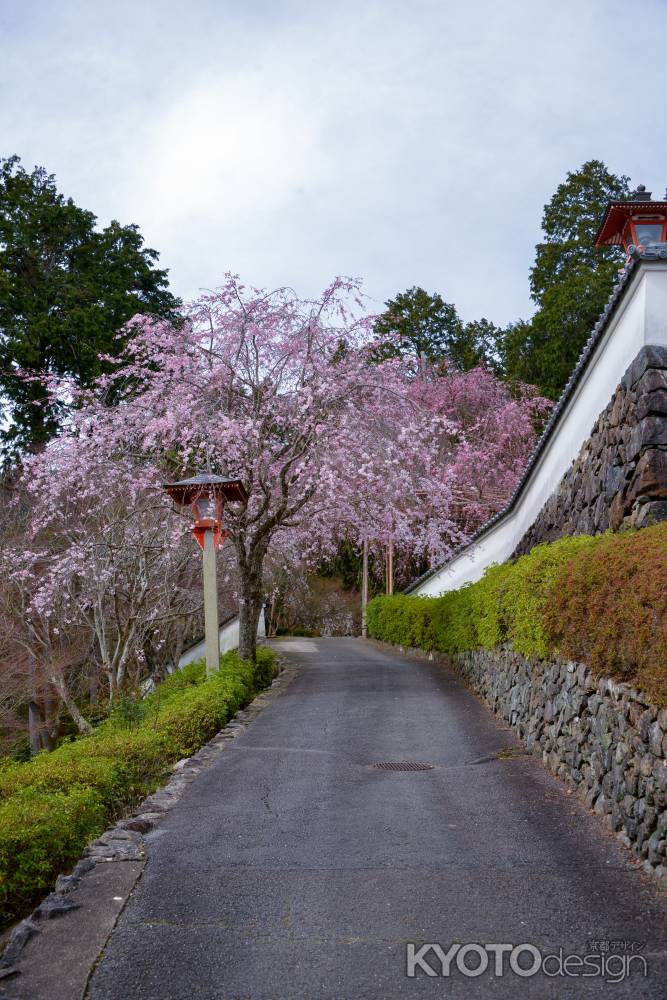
[163,473,248,676]
[361,538,369,639]
[385,538,394,596]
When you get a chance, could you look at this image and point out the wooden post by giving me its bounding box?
[361,538,368,639]
[202,526,220,675]
[387,538,394,595]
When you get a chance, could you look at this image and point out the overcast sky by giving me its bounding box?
[2,0,666,324]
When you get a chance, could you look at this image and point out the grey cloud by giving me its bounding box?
[1,0,666,324]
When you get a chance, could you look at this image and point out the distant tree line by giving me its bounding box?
[0,154,631,464]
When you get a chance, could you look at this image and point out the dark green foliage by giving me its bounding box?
[368,525,666,703]
[275,627,322,638]
[0,156,180,459]
[317,540,364,592]
[373,286,459,364]
[113,693,149,729]
[373,286,499,371]
[0,648,278,927]
[501,160,630,399]
[317,540,389,598]
[455,318,505,375]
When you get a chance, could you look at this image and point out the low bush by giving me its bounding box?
[0,787,106,923]
[543,527,667,704]
[0,648,278,928]
[368,524,666,703]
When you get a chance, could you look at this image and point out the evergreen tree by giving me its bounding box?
[0,156,180,459]
[501,160,630,399]
[373,286,499,371]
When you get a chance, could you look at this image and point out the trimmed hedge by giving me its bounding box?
[0,648,278,928]
[368,523,667,704]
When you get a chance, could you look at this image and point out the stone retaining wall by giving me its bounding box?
[514,345,667,557]
[453,645,667,881]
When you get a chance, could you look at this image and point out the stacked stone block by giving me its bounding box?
[455,646,667,880]
[515,345,667,556]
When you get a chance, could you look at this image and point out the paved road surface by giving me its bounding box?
[88,639,667,999]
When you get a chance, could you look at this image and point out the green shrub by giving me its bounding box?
[0,746,125,806]
[0,786,106,925]
[496,534,604,658]
[368,524,666,703]
[0,647,278,928]
[112,693,149,729]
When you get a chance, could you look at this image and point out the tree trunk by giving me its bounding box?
[28,659,53,753]
[267,592,277,637]
[44,686,62,745]
[238,572,263,663]
[89,664,99,706]
[28,699,52,754]
[28,701,42,755]
[103,663,115,707]
[50,671,93,736]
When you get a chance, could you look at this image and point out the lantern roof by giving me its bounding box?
[163,472,248,506]
[595,185,667,247]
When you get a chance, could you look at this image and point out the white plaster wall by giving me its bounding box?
[415,262,667,598]
[178,606,266,668]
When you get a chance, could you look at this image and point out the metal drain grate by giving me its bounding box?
[372,761,434,771]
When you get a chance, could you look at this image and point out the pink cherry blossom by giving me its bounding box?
[5,275,549,670]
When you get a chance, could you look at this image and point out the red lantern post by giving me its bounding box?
[163,474,247,675]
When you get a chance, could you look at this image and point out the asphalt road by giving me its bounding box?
[88,638,667,1000]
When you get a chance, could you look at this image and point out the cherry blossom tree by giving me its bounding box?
[408,365,551,534]
[7,276,548,670]
[0,572,95,741]
[1,461,212,714]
